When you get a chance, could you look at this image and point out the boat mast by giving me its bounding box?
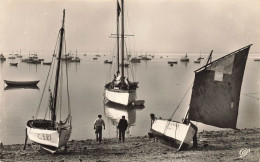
[116,0,120,75]
[52,9,65,128]
[121,0,125,81]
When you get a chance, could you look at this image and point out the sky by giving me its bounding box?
[0,0,260,55]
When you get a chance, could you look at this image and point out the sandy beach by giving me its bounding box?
[0,128,259,161]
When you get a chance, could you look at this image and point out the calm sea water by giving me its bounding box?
[0,53,260,145]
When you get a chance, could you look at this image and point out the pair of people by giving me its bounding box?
[93,115,128,143]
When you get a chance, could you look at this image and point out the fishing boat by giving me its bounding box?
[8,54,15,59]
[180,53,189,62]
[43,62,52,65]
[104,0,139,106]
[168,61,178,64]
[254,58,260,61]
[141,54,151,60]
[71,50,80,62]
[4,80,39,86]
[194,59,200,63]
[130,57,141,63]
[10,62,18,66]
[149,45,252,151]
[93,57,97,60]
[104,60,113,64]
[0,54,6,61]
[24,9,72,154]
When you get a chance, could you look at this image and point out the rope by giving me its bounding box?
[35,31,60,119]
[169,82,193,120]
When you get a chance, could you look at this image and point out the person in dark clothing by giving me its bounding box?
[117,116,128,142]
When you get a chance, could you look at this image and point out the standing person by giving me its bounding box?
[117,116,128,142]
[94,115,105,143]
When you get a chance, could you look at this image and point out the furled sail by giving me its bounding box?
[189,45,252,129]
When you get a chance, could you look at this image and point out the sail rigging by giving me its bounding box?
[189,44,252,129]
[25,9,72,153]
[104,0,139,106]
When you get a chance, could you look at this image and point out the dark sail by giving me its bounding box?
[189,45,252,129]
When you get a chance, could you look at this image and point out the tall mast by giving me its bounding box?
[121,0,125,80]
[116,0,120,75]
[52,9,65,128]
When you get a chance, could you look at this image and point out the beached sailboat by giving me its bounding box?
[104,0,139,106]
[24,10,72,154]
[149,45,252,150]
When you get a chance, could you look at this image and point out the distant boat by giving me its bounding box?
[38,58,44,61]
[104,60,112,64]
[131,57,141,63]
[83,54,87,56]
[4,80,39,86]
[149,45,252,151]
[254,59,260,61]
[71,51,80,62]
[8,54,15,59]
[0,54,6,61]
[30,59,41,64]
[17,50,23,58]
[24,9,72,154]
[93,57,97,60]
[180,54,189,62]
[168,61,177,64]
[194,59,200,63]
[141,56,151,60]
[160,56,163,58]
[10,63,18,66]
[43,62,52,65]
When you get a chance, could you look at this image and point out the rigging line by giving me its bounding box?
[169,82,194,120]
[58,61,63,122]
[35,55,53,119]
[44,57,56,119]
[64,41,71,117]
[35,32,60,119]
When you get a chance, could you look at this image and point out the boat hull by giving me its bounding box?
[26,120,71,153]
[4,80,39,86]
[105,88,136,106]
[150,119,196,150]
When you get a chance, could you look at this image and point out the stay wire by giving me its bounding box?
[169,82,193,120]
[36,31,60,119]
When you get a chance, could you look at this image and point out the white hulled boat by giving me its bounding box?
[150,45,252,150]
[104,0,139,106]
[24,9,72,153]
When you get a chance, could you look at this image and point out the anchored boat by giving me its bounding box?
[104,0,139,106]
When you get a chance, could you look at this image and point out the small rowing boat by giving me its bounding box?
[4,80,40,86]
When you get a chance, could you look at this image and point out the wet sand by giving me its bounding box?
[0,128,260,161]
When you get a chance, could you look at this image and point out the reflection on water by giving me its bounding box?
[4,85,40,91]
[104,101,145,137]
[1,54,260,145]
